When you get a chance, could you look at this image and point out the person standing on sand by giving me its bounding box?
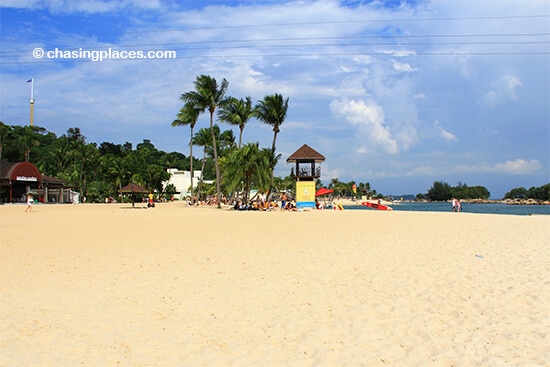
[25,194,33,212]
[451,198,457,212]
[281,192,287,211]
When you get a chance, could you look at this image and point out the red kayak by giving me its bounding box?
[362,201,393,211]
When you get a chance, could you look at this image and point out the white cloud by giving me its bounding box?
[433,121,457,142]
[481,75,522,108]
[493,159,543,175]
[392,60,418,72]
[330,97,398,154]
[405,166,437,176]
[376,49,417,57]
[456,159,543,175]
[413,92,427,100]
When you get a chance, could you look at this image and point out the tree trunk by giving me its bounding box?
[238,128,243,149]
[197,151,207,202]
[210,112,222,208]
[189,126,194,203]
[266,131,278,201]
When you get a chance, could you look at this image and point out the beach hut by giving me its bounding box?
[286,144,325,209]
[0,160,70,203]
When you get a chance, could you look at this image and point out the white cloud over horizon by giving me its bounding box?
[330,97,399,154]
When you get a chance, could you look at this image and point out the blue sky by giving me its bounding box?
[1,0,549,198]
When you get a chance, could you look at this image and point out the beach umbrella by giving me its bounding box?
[315,187,334,197]
[118,182,149,207]
[118,182,149,194]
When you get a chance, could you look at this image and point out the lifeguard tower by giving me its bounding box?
[286,144,325,209]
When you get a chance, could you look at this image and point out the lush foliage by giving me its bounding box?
[325,178,380,199]
[223,143,271,203]
[0,123,198,202]
[175,75,289,204]
[504,184,550,200]
[426,181,490,201]
[180,75,229,207]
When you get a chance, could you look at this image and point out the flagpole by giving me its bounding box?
[28,78,34,126]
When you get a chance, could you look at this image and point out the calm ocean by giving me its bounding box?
[344,202,550,216]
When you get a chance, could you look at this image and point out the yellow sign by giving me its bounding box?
[296,181,316,208]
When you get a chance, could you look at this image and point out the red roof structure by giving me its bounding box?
[0,161,42,183]
[0,160,69,203]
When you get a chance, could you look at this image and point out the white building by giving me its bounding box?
[164,168,204,200]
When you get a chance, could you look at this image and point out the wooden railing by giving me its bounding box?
[290,166,321,179]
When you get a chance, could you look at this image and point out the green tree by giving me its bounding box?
[272,175,295,197]
[254,93,289,200]
[0,122,11,198]
[74,142,99,200]
[527,184,550,200]
[426,181,453,201]
[98,142,123,157]
[358,182,375,199]
[468,185,490,199]
[172,102,201,202]
[164,183,178,200]
[103,154,130,197]
[223,143,271,203]
[218,96,255,149]
[504,187,528,199]
[181,75,229,208]
[218,128,237,156]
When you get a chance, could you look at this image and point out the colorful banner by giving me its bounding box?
[296,181,316,209]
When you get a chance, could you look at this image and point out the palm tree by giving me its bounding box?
[218,96,254,149]
[105,155,130,198]
[255,94,289,153]
[254,93,289,200]
[22,126,40,162]
[223,143,271,204]
[74,143,98,200]
[181,75,229,208]
[172,102,200,202]
[218,129,236,156]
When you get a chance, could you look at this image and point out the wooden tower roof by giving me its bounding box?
[286,144,325,163]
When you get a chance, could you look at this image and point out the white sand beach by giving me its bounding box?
[1,202,548,366]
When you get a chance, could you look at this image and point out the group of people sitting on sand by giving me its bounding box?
[233,199,279,211]
[233,192,298,211]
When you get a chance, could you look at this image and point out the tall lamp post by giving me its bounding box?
[27,78,34,126]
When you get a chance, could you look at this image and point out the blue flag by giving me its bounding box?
[27,79,33,83]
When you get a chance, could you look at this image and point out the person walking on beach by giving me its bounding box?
[25,194,33,212]
[451,198,457,212]
[456,199,461,213]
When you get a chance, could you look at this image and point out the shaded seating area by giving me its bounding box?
[0,160,71,203]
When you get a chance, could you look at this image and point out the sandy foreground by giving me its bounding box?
[1,202,548,366]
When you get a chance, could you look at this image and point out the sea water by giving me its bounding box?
[344,201,550,216]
